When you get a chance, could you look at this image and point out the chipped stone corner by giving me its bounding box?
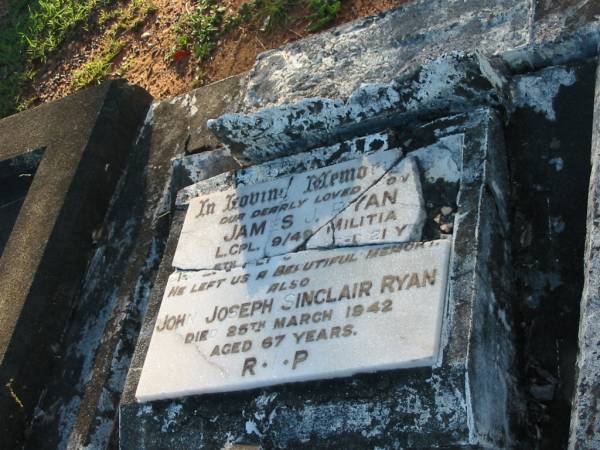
[207,52,511,165]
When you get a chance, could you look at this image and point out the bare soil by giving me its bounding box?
[26,0,410,105]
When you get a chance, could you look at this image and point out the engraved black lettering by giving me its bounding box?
[195,198,216,217]
[167,285,186,297]
[292,350,309,369]
[293,332,305,344]
[282,214,294,229]
[359,281,372,297]
[205,306,218,323]
[395,224,408,235]
[342,324,354,337]
[256,270,268,280]
[406,273,421,290]
[423,269,437,286]
[242,357,257,376]
[223,221,267,242]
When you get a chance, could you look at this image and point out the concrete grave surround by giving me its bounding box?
[0,78,241,450]
[137,240,450,400]
[121,108,516,449]
[0,81,152,449]
[1,0,600,448]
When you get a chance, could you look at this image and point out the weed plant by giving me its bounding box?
[172,0,343,66]
[72,0,157,89]
[307,0,341,31]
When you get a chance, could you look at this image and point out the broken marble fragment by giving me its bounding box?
[306,157,425,248]
[172,149,406,270]
[209,53,509,164]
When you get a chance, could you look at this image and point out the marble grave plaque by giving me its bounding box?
[136,240,451,401]
[172,151,426,271]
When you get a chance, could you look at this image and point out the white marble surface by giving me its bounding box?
[172,149,427,270]
[306,157,425,248]
[136,240,451,401]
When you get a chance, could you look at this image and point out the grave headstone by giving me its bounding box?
[121,107,517,449]
[1,2,599,448]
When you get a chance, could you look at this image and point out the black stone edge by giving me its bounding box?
[397,107,516,446]
[568,58,600,449]
[119,212,186,448]
[0,148,45,178]
[504,21,600,76]
[119,107,515,448]
[0,80,152,448]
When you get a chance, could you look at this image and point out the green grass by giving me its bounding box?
[24,0,105,61]
[0,0,118,118]
[253,0,297,32]
[71,0,157,89]
[0,0,342,118]
[307,0,341,31]
[71,37,125,88]
[0,0,156,119]
[103,0,157,34]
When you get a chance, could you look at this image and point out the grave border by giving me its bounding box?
[120,106,517,449]
[0,80,152,447]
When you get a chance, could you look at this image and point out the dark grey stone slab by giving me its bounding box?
[505,59,597,449]
[240,0,530,111]
[120,108,518,449]
[0,80,152,449]
[568,59,600,450]
[0,149,43,256]
[20,77,242,450]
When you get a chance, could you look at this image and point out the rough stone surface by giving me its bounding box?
[171,75,243,155]
[121,109,517,449]
[239,0,529,111]
[209,53,509,163]
[238,0,600,112]
[0,81,152,450]
[568,60,600,450]
[17,78,241,450]
[506,59,596,450]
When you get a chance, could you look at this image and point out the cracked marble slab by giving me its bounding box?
[172,148,428,271]
[136,239,451,401]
